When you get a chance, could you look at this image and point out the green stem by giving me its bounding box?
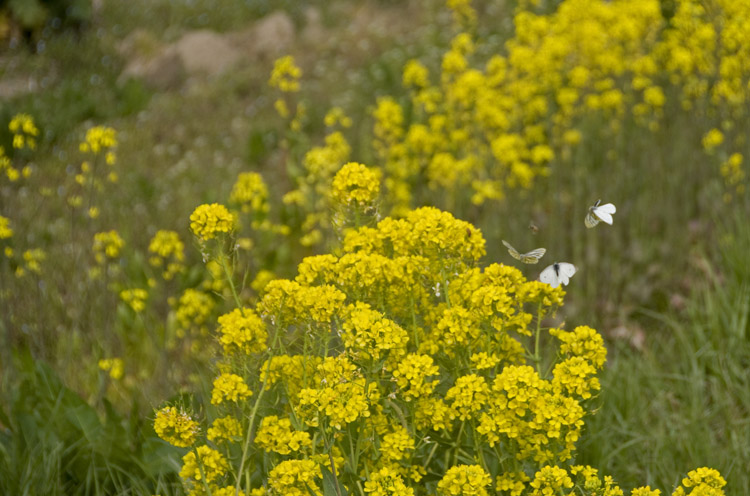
[533,301,543,374]
[219,251,244,311]
[235,322,282,495]
[322,429,344,496]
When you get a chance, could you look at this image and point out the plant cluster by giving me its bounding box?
[154,162,725,496]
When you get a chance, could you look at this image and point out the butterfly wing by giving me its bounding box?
[593,203,616,225]
[584,211,600,228]
[519,248,546,264]
[539,264,560,288]
[556,262,577,286]
[502,240,522,261]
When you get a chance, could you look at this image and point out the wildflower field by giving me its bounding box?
[1,0,748,494]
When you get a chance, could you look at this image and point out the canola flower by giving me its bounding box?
[190,203,236,241]
[162,196,727,495]
[79,125,117,165]
[179,445,229,483]
[207,416,243,444]
[211,373,252,405]
[331,162,381,207]
[0,216,12,239]
[120,288,148,313]
[148,230,185,280]
[230,171,270,215]
[269,55,301,93]
[92,230,124,265]
[154,406,200,448]
[98,358,124,380]
[9,113,39,150]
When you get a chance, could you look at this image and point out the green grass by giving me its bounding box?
[577,209,750,492]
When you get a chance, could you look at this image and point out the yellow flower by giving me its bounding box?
[120,289,148,313]
[189,203,236,240]
[0,216,13,239]
[98,358,124,380]
[702,128,724,151]
[9,114,39,150]
[230,172,270,214]
[179,445,228,483]
[437,465,492,496]
[269,55,302,93]
[153,406,200,447]
[207,416,243,443]
[92,230,124,264]
[331,162,381,207]
[268,459,321,496]
[255,415,312,455]
[211,373,252,405]
[217,308,268,355]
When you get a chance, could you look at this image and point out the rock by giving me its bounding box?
[120,46,185,90]
[118,11,295,90]
[172,30,242,76]
[0,76,38,99]
[229,11,295,61]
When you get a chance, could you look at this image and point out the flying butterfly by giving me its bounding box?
[502,240,546,264]
[585,199,617,228]
[539,262,577,288]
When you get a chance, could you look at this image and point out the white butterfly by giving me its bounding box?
[539,262,577,288]
[502,240,546,264]
[585,199,616,228]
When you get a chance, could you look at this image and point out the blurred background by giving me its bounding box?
[1,0,749,494]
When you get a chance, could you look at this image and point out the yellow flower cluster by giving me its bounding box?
[230,172,270,215]
[207,416,243,443]
[189,203,236,241]
[92,230,124,265]
[217,308,267,355]
[211,373,252,405]
[268,459,321,496]
[672,467,726,496]
[15,249,45,277]
[254,415,312,455]
[0,216,12,240]
[341,302,408,362]
[98,358,124,380]
[120,288,148,313]
[364,466,414,496]
[148,230,185,280]
[380,425,414,462]
[153,406,200,448]
[391,353,439,401]
[550,325,607,369]
[0,146,20,182]
[259,279,346,325]
[260,354,322,399]
[166,194,725,495]
[179,445,228,483]
[529,465,574,496]
[175,288,215,338]
[331,162,381,207]
[477,365,585,463]
[437,465,492,496]
[298,361,377,429]
[79,126,117,165]
[9,113,39,150]
[269,55,301,93]
[283,128,352,246]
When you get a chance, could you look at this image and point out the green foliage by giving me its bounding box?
[2,0,92,31]
[577,210,750,493]
[0,354,183,495]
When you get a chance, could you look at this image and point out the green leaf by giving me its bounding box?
[320,464,347,496]
[8,0,48,29]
